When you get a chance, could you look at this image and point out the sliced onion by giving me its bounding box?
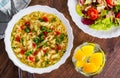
[79,0,84,5]
[81,18,95,25]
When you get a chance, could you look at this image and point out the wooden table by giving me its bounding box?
[1,0,120,78]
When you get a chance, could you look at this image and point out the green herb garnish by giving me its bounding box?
[55,33,65,44]
[51,17,56,22]
[38,33,45,42]
[25,50,33,56]
[33,37,40,44]
[24,27,30,33]
[20,38,23,43]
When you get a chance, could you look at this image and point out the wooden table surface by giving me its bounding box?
[1,0,120,78]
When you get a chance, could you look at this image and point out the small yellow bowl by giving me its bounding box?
[72,42,106,77]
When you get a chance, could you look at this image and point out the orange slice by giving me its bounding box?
[74,48,86,61]
[76,60,85,68]
[81,45,94,56]
[90,52,103,66]
[83,63,98,73]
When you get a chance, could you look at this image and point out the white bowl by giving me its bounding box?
[67,0,120,38]
[4,5,74,74]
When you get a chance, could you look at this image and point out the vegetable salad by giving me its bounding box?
[76,0,120,30]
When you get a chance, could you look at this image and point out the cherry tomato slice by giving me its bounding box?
[116,12,120,18]
[106,0,115,7]
[87,7,98,20]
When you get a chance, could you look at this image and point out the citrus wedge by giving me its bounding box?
[81,45,94,56]
[76,60,85,68]
[90,52,103,66]
[74,48,86,61]
[83,63,98,73]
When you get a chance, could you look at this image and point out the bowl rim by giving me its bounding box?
[4,5,74,74]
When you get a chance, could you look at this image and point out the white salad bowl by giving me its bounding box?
[4,5,74,74]
[68,0,120,38]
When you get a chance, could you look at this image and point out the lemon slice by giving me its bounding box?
[74,48,86,61]
[90,52,103,66]
[83,63,98,73]
[81,45,94,56]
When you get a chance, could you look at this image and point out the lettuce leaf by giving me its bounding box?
[114,5,120,12]
[76,4,84,16]
[116,0,120,5]
[114,18,120,26]
[90,17,113,30]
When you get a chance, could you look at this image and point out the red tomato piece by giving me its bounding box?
[42,16,48,22]
[16,36,20,42]
[106,0,115,7]
[44,36,47,40]
[43,49,47,53]
[55,31,61,35]
[87,7,98,20]
[43,32,48,36]
[29,31,32,35]
[20,25,25,30]
[51,47,55,50]
[25,21,30,26]
[57,45,61,50]
[20,49,25,54]
[116,12,120,18]
[51,27,55,30]
[29,56,35,62]
[32,43,36,47]
[33,50,38,56]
